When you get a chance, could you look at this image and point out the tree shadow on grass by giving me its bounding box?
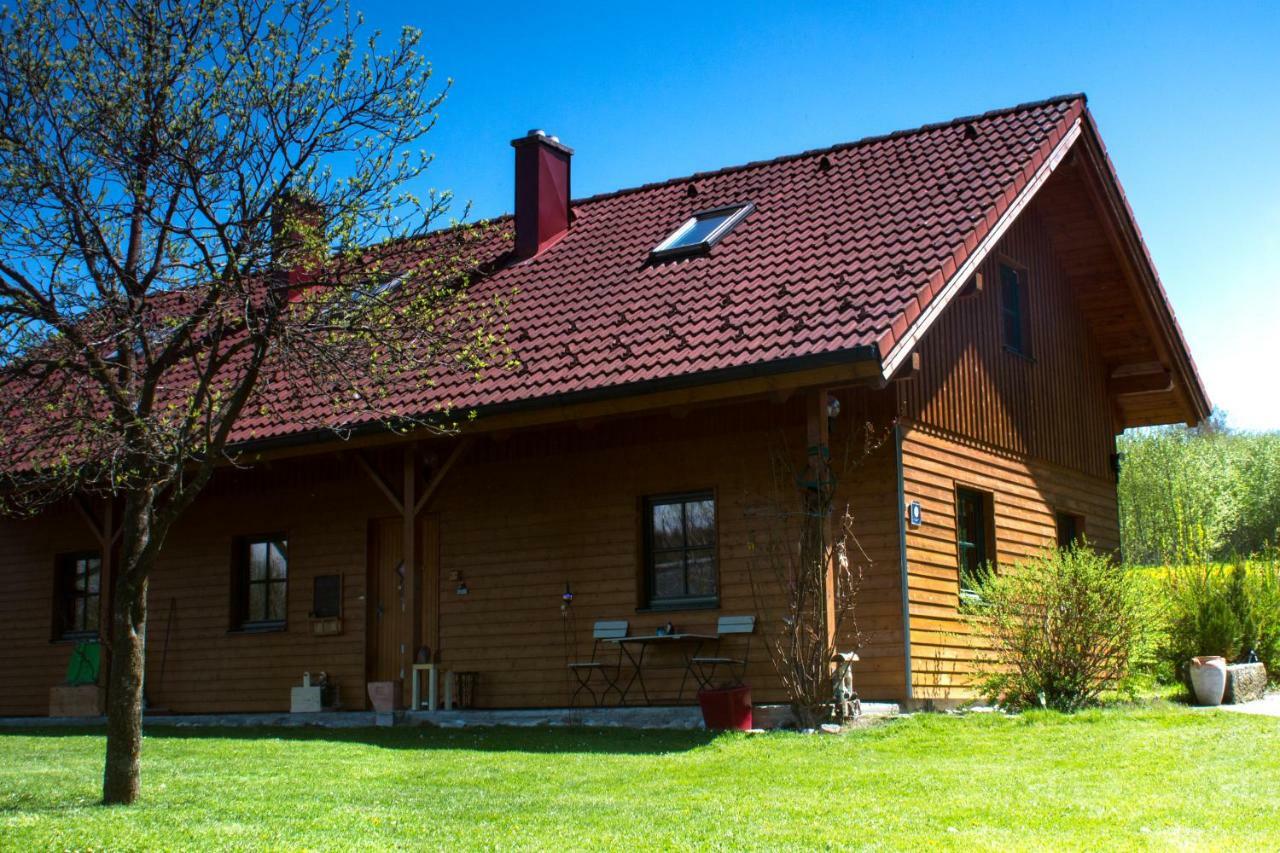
[0,723,721,755]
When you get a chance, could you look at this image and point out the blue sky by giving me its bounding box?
[362,0,1280,430]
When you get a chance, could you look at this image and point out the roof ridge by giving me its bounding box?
[570,92,1088,208]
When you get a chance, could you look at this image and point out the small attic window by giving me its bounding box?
[651,202,754,259]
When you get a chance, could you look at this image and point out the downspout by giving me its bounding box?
[894,422,913,703]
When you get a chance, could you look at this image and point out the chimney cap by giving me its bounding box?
[511,128,574,155]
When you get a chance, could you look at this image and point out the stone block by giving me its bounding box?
[49,685,104,717]
[1225,662,1267,704]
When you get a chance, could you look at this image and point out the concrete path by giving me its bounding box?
[1214,693,1280,717]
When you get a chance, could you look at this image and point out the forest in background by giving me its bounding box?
[1118,412,1280,565]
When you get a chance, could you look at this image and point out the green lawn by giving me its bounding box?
[2,705,1278,850]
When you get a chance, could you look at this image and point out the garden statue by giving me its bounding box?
[831,651,861,722]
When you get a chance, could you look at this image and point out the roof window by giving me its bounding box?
[651,203,753,259]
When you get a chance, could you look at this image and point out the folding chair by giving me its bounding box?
[692,615,755,689]
[568,620,628,707]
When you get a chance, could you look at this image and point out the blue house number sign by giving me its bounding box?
[908,501,922,527]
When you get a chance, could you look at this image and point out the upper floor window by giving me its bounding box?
[232,535,288,630]
[651,203,753,259]
[955,487,995,596]
[1056,511,1086,548]
[54,552,101,639]
[643,492,717,608]
[1000,263,1031,356]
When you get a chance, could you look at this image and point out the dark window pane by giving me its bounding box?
[686,500,716,546]
[73,598,85,632]
[687,550,716,597]
[268,581,287,622]
[652,553,684,599]
[651,503,684,550]
[85,597,99,631]
[248,583,265,623]
[249,542,268,581]
[86,562,100,595]
[268,541,288,580]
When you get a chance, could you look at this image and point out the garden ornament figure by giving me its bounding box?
[831,651,860,723]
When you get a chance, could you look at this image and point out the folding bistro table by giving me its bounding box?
[605,632,719,705]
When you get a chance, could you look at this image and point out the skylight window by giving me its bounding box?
[651,202,754,259]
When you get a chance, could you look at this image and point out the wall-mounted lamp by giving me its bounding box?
[561,582,574,612]
[455,572,469,596]
[826,395,841,419]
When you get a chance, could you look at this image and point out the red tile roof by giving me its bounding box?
[3,94,1107,458]
[230,93,1093,445]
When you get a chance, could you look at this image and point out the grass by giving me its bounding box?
[3,705,1280,850]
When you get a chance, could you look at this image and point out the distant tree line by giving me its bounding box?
[1118,412,1280,565]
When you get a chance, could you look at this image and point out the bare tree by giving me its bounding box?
[746,416,886,728]
[0,0,510,804]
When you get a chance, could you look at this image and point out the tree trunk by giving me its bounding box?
[102,572,148,805]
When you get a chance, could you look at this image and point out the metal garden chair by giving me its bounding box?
[691,615,755,689]
[568,620,628,707]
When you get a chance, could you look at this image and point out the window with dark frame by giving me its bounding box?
[1056,511,1086,549]
[955,487,995,595]
[232,535,288,629]
[643,492,717,608]
[999,263,1031,356]
[54,552,101,639]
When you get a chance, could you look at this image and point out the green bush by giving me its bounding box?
[1161,553,1280,686]
[966,546,1162,711]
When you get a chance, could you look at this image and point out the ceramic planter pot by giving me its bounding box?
[1190,656,1228,706]
[367,680,401,713]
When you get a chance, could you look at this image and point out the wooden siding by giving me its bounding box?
[0,394,907,716]
[900,425,1120,701]
[898,201,1116,480]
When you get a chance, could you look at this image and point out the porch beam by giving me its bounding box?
[414,438,472,516]
[355,452,404,515]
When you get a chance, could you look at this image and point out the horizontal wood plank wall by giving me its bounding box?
[0,507,100,716]
[0,393,907,716]
[433,394,905,709]
[898,202,1115,481]
[900,425,1120,701]
[137,459,380,713]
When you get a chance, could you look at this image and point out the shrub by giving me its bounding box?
[966,546,1162,712]
[1161,552,1280,686]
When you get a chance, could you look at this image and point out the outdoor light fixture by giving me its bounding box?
[561,582,574,612]
[826,395,841,419]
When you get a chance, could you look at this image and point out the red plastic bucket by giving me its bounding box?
[697,684,752,731]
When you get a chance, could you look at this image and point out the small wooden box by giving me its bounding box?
[49,685,104,717]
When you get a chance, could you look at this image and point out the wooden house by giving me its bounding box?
[0,94,1208,715]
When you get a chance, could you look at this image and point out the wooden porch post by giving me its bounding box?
[403,447,420,665]
[806,388,838,654]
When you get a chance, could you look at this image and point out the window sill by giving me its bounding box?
[637,599,719,614]
[50,633,100,645]
[1002,345,1035,363]
[229,622,287,635]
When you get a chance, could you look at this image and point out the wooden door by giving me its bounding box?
[367,517,411,703]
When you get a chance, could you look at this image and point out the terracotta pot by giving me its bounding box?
[1190,656,1228,706]
[367,680,401,713]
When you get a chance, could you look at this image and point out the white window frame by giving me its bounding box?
[650,202,754,259]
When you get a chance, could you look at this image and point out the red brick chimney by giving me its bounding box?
[511,129,573,259]
[271,192,327,302]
